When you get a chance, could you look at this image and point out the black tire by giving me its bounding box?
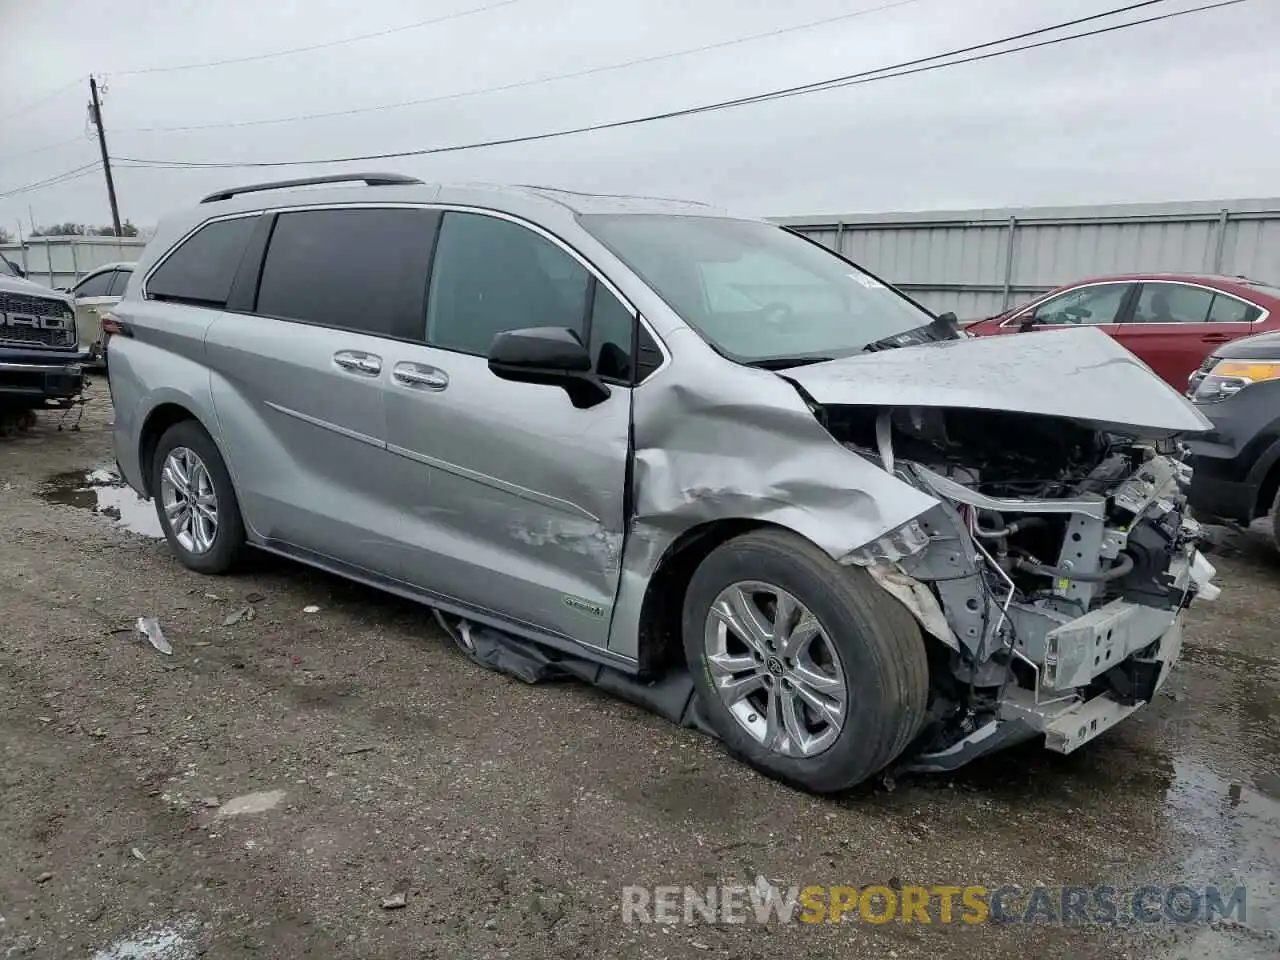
[1269,486,1280,554]
[682,529,929,793]
[150,419,247,575]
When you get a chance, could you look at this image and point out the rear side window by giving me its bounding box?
[1207,293,1261,323]
[148,217,258,307]
[1132,283,1213,324]
[255,208,439,339]
[74,271,114,298]
[107,269,132,297]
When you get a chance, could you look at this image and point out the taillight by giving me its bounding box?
[100,312,131,348]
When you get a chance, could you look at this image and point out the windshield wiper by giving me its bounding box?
[744,356,835,370]
[863,312,961,353]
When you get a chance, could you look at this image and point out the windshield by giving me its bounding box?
[0,255,19,278]
[579,214,931,363]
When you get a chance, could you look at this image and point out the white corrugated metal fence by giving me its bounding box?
[0,235,146,291]
[774,198,1280,320]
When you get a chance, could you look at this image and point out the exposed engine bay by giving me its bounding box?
[819,404,1219,770]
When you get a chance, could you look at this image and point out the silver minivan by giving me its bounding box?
[108,173,1218,792]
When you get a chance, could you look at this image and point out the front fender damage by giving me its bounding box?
[607,336,940,661]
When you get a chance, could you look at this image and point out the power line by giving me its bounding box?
[0,162,103,201]
[0,136,87,167]
[111,0,527,76]
[0,76,86,124]
[114,0,929,134]
[114,0,1244,171]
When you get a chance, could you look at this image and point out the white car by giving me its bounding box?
[70,261,134,362]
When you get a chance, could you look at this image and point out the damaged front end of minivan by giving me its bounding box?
[785,327,1219,770]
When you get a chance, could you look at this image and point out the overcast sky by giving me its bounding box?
[0,0,1276,233]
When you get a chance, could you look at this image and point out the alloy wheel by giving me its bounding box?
[159,446,219,554]
[703,580,847,757]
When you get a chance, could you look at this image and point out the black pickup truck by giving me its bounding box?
[0,256,90,425]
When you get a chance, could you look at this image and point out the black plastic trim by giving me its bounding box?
[225,214,274,313]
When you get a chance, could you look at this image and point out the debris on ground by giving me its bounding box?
[130,847,147,862]
[213,790,285,819]
[88,919,199,960]
[135,617,172,655]
[244,592,265,603]
[302,605,320,614]
[380,892,408,910]
[222,606,255,627]
[34,872,54,884]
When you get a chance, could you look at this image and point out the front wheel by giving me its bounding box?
[1270,485,1280,555]
[682,529,929,793]
[150,420,247,574]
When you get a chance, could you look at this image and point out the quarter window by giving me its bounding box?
[1207,293,1261,324]
[74,270,114,298]
[255,208,439,339]
[588,280,636,382]
[148,216,258,307]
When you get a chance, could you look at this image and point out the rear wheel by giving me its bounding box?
[151,420,246,574]
[682,529,928,792]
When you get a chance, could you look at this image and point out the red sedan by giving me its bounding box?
[966,274,1280,389]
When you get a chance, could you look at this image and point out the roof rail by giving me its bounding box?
[518,183,712,207]
[200,172,424,204]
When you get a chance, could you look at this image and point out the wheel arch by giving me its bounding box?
[636,517,804,673]
[1252,443,1280,520]
[137,399,218,498]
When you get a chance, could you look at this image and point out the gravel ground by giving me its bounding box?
[0,385,1276,959]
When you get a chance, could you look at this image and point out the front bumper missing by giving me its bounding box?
[901,610,1187,773]
[1013,617,1183,753]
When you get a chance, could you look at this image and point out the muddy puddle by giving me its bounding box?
[38,465,163,538]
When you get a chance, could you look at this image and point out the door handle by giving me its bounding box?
[1201,333,1232,343]
[392,362,449,390]
[333,350,382,376]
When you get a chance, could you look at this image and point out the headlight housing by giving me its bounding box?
[1190,359,1280,403]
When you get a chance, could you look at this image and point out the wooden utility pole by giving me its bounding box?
[88,76,123,237]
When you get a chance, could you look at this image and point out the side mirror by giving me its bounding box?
[1018,315,1037,332]
[487,326,610,408]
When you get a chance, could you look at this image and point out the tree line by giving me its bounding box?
[0,221,140,242]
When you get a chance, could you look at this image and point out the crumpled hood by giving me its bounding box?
[785,326,1211,438]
